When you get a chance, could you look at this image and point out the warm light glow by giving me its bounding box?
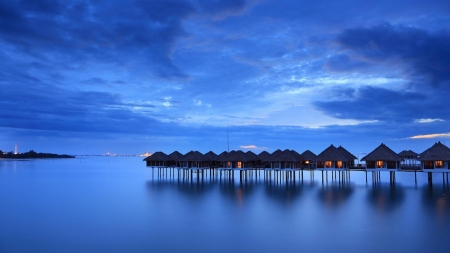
[336,161,342,168]
[237,161,242,169]
[377,161,384,168]
[325,161,332,168]
[227,161,231,167]
[435,161,443,168]
[305,160,309,164]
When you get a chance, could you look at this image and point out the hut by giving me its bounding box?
[315,145,351,170]
[419,141,450,172]
[143,151,168,167]
[338,146,357,167]
[299,150,316,168]
[181,151,209,169]
[361,143,401,171]
[256,151,271,169]
[167,151,184,168]
[220,150,254,169]
[267,149,300,170]
[204,151,220,168]
[398,150,419,168]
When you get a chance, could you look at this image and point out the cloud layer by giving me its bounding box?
[1,0,449,154]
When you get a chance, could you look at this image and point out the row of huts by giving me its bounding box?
[144,142,450,172]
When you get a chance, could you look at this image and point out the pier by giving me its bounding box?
[145,141,450,186]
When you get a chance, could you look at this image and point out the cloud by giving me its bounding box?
[336,23,450,87]
[240,145,257,149]
[414,118,444,123]
[407,133,450,139]
[312,86,443,122]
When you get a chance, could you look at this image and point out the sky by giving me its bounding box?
[1,0,450,156]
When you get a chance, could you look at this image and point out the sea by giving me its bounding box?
[0,157,449,253]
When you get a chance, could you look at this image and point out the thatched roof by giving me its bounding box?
[246,151,259,160]
[167,151,184,161]
[314,145,349,162]
[300,150,316,161]
[270,149,298,162]
[290,150,303,161]
[204,151,218,161]
[224,150,251,162]
[263,149,282,162]
[338,146,357,160]
[419,141,450,161]
[398,150,418,157]
[182,151,206,162]
[218,151,229,160]
[361,143,401,162]
[143,151,168,161]
[257,151,270,160]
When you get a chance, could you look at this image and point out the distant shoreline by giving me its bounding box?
[0,150,75,159]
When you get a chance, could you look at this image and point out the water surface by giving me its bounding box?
[1,157,449,252]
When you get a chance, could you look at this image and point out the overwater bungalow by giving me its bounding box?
[167,151,184,168]
[361,143,401,171]
[181,151,209,169]
[269,149,301,170]
[419,141,450,172]
[315,145,351,170]
[257,151,271,169]
[221,150,255,169]
[299,150,316,168]
[204,151,220,168]
[144,151,168,167]
[337,146,357,167]
[398,150,419,168]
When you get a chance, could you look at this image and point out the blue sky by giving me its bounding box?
[1,0,449,155]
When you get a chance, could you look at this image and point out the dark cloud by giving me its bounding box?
[313,86,450,122]
[337,24,450,87]
[198,0,247,17]
[0,0,252,80]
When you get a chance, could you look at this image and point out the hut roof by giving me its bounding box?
[338,146,357,160]
[182,151,206,162]
[246,151,259,160]
[300,150,316,161]
[290,150,304,160]
[419,141,450,161]
[224,150,251,162]
[263,149,283,162]
[204,151,218,161]
[314,145,349,162]
[398,150,419,157]
[167,151,184,161]
[361,143,401,161]
[257,151,270,160]
[270,149,299,162]
[143,151,168,161]
[218,151,229,160]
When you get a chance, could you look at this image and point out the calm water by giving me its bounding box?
[1,157,449,253]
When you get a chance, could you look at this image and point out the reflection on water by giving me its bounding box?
[367,184,405,212]
[422,184,450,219]
[318,183,354,207]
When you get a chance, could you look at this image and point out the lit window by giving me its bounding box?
[435,161,443,168]
[377,161,384,168]
[237,162,242,168]
[336,161,342,168]
[325,161,332,168]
